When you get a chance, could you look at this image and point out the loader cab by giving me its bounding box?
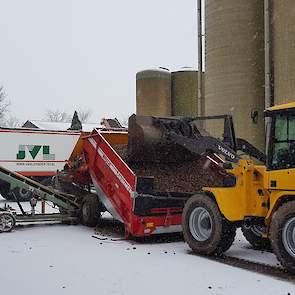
[265,103,295,170]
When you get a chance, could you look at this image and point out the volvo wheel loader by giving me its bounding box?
[181,102,295,274]
[128,102,295,273]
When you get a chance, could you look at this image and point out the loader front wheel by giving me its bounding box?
[80,195,102,227]
[270,200,295,274]
[182,194,236,256]
[242,225,271,250]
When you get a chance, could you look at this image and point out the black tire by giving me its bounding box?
[242,225,271,250]
[80,195,102,227]
[182,193,236,256]
[270,200,295,274]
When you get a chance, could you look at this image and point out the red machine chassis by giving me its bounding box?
[82,130,188,237]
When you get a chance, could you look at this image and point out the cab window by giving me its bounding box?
[272,114,295,169]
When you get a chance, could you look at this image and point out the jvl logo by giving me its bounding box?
[16,145,55,160]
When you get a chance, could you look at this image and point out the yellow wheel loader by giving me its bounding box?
[182,102,295,274]
[127,104,295,273]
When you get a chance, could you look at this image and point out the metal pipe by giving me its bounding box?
[264,0,273,108]
[197,0,204,116]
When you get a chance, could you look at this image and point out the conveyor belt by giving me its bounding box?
[0,165,79,210]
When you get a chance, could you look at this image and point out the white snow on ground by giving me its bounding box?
[228,230,281,268]
[0,196,294,295]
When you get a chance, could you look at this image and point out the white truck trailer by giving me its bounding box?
[0,127,81,200]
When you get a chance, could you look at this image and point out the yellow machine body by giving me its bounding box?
[203,101,295,236]
[204,160,295,226]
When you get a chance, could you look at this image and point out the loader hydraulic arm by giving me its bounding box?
[236,138,266,163]
[128,114,265,165]
[151,116,240,163]
[167,130,240,163]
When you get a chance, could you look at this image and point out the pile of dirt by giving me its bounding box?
[113,144,129,160]
[113,144,222,193]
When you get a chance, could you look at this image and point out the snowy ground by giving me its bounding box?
[0,196,294,295]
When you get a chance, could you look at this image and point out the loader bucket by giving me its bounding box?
[127,114,198,163]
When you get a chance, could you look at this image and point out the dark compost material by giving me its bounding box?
[113,144,221,193]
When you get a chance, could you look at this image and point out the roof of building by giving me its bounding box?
[22,120,103,132]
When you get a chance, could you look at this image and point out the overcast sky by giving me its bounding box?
[0,0,197,123]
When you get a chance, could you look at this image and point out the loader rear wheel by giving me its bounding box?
[182,194,236,256]
[270,200,295,274]
[80,195,102,227]
[242,225,271,250]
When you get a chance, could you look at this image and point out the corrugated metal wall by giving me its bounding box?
[272,0,295,104]
[205,0,265,150]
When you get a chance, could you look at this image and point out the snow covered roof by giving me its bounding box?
[174,66,196,72]
[22,120,103,132]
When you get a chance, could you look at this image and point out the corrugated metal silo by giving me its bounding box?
[136,69,171,117]
[205,0,265,150]
[272,1,295,104]
[171,69,200,117]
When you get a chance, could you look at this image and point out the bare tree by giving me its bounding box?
[78,109,92,123]
[4,116,21,128]
[1,116,21,128]
[45,109,71,122]
[0,86,10,121]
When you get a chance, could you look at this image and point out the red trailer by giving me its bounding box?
[81,129,187,237]
[61,114,260,238]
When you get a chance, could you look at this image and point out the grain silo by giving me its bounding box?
[205,0,265,150]
[272,1,295,104]
[171,69,201,117]
[136,69,171,117]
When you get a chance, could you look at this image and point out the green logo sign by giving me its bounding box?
[16,145,55,160]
